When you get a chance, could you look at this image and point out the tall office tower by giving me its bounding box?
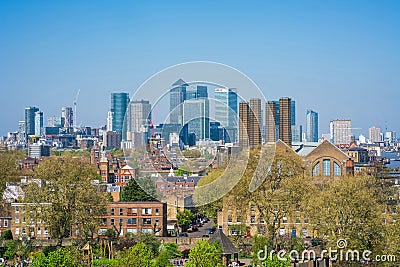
[291,100,296,126]
[183,98,209,141]
[128,100,152,133]
[111,92,130,137]
[265,101,277,143]
[279,97,292,146]
[306,109,319,142]
[249,98,262,147]
[215,88,238,142]
[369,126,381,143]
[25,107,39,136]
[106,111,113,132]
[18,121,25,134]
[186,85,208,100]
[170,79,188,125]
[330,119,352,145]
[292,125,302,142]
[48,116,62,127]
[61,106,73,128]
[34,111,44,136]
[239,101,250,146]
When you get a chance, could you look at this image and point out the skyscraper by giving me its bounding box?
[238,99,262,148]
[186,85,208,100]
[61,106,73,128]
[34,111,43,136]
[279,97,292,146]
[215,88,238,142]
[291,100,296,126]
[306,109,319,142]
[127,100,152,135]
[369,126,381,143]
[111,92,130,137]
[292,125,302,142]
[265,101,277,143]
[170,79,188,125]
[249,98,262,147]
[330,119,352,145]
[183,98,209,141]
[25,107,39,136]
[239,101,250,146]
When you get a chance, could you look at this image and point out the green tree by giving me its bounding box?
[152,250,173,267]
[176,209,194,232]
[31,247,81,267]
[137,233,161,256]
[24,155,108,241]
[1,229,13,240]
[120,177,157,202]
[115,242,153,267]
[0,151,24,194]
[186,240,223,267]
[31,252,49,267]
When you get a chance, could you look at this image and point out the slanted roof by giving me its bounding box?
[171,78,188,87]
[209,229,239,255]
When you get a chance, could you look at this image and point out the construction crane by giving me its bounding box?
[73,89,80,131]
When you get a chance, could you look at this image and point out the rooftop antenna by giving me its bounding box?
[73,89,80,131]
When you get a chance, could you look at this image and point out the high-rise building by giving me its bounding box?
[290,100,296,126]
[239,102,250,146]
[48,116,62,127]
[61,107,73,128]
[369,126,381,143]
[107,111,113,132]
[128,100,152,133]
[249,98,262,147]
[186,85,208,100]
[25,107,39,136]
[183,98,209,141]
[238,99,262,147]
[215,88,238,142]
[306,109,319,142]
[170,79,188,125]
[292,125,302,142]
[279,97,292,146]
[265,101,277,143]
[330,120,352,145]
[111,92,130,137]
[34,111,43,136]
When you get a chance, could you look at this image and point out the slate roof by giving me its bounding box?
[209,229,239,255]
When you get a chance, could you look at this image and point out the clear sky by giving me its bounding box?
[1,1,399,137]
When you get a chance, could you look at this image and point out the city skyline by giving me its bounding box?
[1,1,400,136]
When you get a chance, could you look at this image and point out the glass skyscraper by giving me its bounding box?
[170,79,188,125]
[25,106,39,136]
[111,92,130,138]
[215,88,238,142]
[35,111,44,136]
[186,85,208,100]
[183,98,209,141]
[306,109,319,142]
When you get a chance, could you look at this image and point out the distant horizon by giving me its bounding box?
[1,1,399,137]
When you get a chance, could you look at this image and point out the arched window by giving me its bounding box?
[334,162,341,176]
[312,162,320,176]
[323,159,331,176]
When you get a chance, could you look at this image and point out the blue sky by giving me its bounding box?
[1,1,399,136]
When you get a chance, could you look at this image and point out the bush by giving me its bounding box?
[1,229,13,240]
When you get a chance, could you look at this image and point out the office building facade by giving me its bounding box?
[111,92,130,137]
[34,111,43,136]
[330,120,352,145]
[183,98,209,141]
[25,107,39,136]
[215,88,238,142]
[369,126,381,143]
[306,109,319,142]
[61,106,73,128]
[170,79,188,125]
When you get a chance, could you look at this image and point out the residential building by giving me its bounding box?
[11,202,50,239]
[170,79,188,125]
[249,98,262,147]
[0,202,11,236]
[330,119,352,145]
[265,101,277,143]
[111,92,130,138]
[34,111,43,136]
[279,97,292,146]
[99,202,167,237]
[239,102,250,147]
[28,143,51,159]
[369,126,381,143]
[61,106,73,128]
[306,109,319,142]
[103,131,121,149]
[106,111,113,132]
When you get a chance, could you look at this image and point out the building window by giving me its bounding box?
[155,208,159,215]
[131,208,138,215]
[392,207,397,214]
[127,218,137,225]
[251,206,256,212]
[119,208,124,216]
[237,216,242,223]
[15,228,20,235]
[37,227,41,235]
[142,208,152,215]
[119,218,123,225]
[296,216,300,224]
[111,208,115,215]
[283,217,288,224]
[260,217,265,224]
[142,218,152,225]
[334,162,341,176]
[15,217,20,224]
[15,206,20,213]
[22,228,26,235]
[44,227,49,235]
[304,217,308,224]
[250,216,255,223]
[4,220,8,227]
[323,159,331,176]
[101,218,107,225]
[312,162,320,176]
[22,217,26,223]
[155,218,159,224]
[228,216,232,223]
[110,218,115,225]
